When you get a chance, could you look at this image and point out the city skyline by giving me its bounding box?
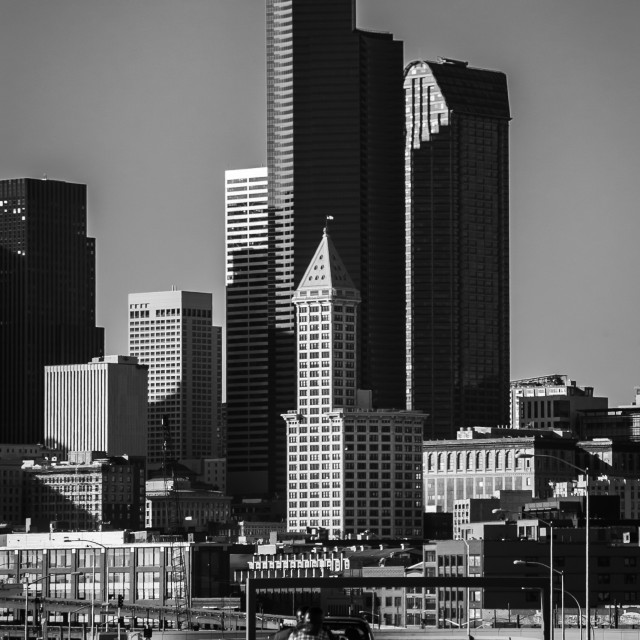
[2,0,640,406]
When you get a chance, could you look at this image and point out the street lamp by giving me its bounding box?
[64,538,108,640]
[461,539,471,640]
[23,572,81,640]
[562,589,583,640]
[514,560,564,640]
[68,604,91,640]
[517,452,590,640]
[535,518,555,640]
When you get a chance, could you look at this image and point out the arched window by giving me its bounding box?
[466,452,473,470]
[456,452,463,471]
[486,451,492,469]
[476,452,483,470]
[438,453,444,471]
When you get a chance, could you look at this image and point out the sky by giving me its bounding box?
[1,0,640,406]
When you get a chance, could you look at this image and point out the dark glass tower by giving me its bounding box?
[226,0,406,496]
[405,59,511,439]
[0,178,104,444]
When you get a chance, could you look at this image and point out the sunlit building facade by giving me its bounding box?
[284,231,424,539]
[128,290,221,466]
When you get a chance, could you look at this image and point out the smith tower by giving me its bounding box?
[404,59,511,438]
[227,0,406,496]
[283,230,425,539]
[0,178,104,444]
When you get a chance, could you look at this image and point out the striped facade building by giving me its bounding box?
[44,355,148,458]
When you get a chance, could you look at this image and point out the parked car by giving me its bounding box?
[323,616,375,640]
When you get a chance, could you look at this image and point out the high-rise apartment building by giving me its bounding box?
[283,231,424,539]
[0,178,104,444]
[227,1,406,497]
[44,355,148,457]
[128,290,221,466]
[224,167,270,493]
[404,60,511,439]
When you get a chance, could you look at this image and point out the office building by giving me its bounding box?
[226,1,407,497]
[179,456,227,493]
[145,478,232,531]
[224,168,270,493]
[422,427,578,513]
[283,231,424,539]
[44,355,148,458]
[404,60,511,438]
[23,450,145,531]
[128,290,221,466]
[0,178,104,444]
[510,374,608,432]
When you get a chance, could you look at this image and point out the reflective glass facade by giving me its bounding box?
[0,178,104,444]
[405,61,511,439]
[227,0,406,496]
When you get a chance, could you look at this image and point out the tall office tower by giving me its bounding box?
[128,290,221,466]
[44,355,148,458]
[224,167,270,493]
[229,0,406,497]
[0,178,104,444]
[283,231,425,539]
[404,59,511,439]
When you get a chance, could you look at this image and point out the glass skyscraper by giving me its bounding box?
[226,0,406,496]
[0,178,104,444]
[404,59,511,439]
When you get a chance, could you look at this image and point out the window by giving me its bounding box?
[49,573,74,599]
[78,549,100,568]
[79,572,101,601]
[137,548,160,567]
[49,550,72,568]
[21,550,42,569]
[136,572,160,600]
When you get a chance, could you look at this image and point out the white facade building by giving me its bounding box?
[44,355,148,457]
[283,230,425,539]
[128,290,221,466]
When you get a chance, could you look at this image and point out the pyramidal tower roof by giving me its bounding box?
[295,228,358,296]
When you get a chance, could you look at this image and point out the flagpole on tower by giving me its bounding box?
[325,215,334,235]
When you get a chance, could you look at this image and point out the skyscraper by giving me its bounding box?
[128,290,221,466]
[282,230,425,539]
[404,59,511,439]
[227,0,406,497]
[0,178,104,444]
[224,167,271,492]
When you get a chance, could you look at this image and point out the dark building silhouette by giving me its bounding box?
[0,178,104,444]
[227,0,406,496]
[404,60,511,439]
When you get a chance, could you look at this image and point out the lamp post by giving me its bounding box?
[23,572,81,640]
[515,560,564,640]
[64,538,109,640]
[68,604,91,640]
[461,539,471,639]
[517,453,590,640]
[562,589,583,640]
[536,518,555,640]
